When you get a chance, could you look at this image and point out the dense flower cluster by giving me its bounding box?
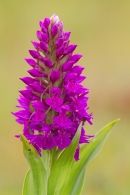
[13,14,93,161]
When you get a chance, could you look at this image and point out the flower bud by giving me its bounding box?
[50,70,60,82]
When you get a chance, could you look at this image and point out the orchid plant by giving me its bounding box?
[12,14,119,195]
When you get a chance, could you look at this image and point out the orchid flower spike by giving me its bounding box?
[12,14,93,161]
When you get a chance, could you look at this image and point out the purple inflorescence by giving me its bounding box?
[13,14,93,161]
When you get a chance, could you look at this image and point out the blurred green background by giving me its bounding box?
[0,0,130,194]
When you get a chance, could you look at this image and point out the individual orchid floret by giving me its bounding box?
[13,14,93,161]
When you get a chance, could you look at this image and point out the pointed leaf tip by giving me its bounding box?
[20,133,47,195]
[60,119,120,195]
[95,118,120,137]
[20,133,38,159]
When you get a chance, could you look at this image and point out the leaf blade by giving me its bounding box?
[20,134,47,195]
[22,170,34,195]
[48,123,82,195]
[61,119,120,195]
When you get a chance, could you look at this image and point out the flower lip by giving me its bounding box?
[50,87,61,96]
[32,102,45,110]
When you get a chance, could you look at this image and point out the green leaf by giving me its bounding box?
[20,134,47,195]
[48,123,82,195]
[61,119,120,195]
[41,150,51,178]
[22,170,34,195]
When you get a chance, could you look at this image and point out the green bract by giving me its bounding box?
[21,119,119,195]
